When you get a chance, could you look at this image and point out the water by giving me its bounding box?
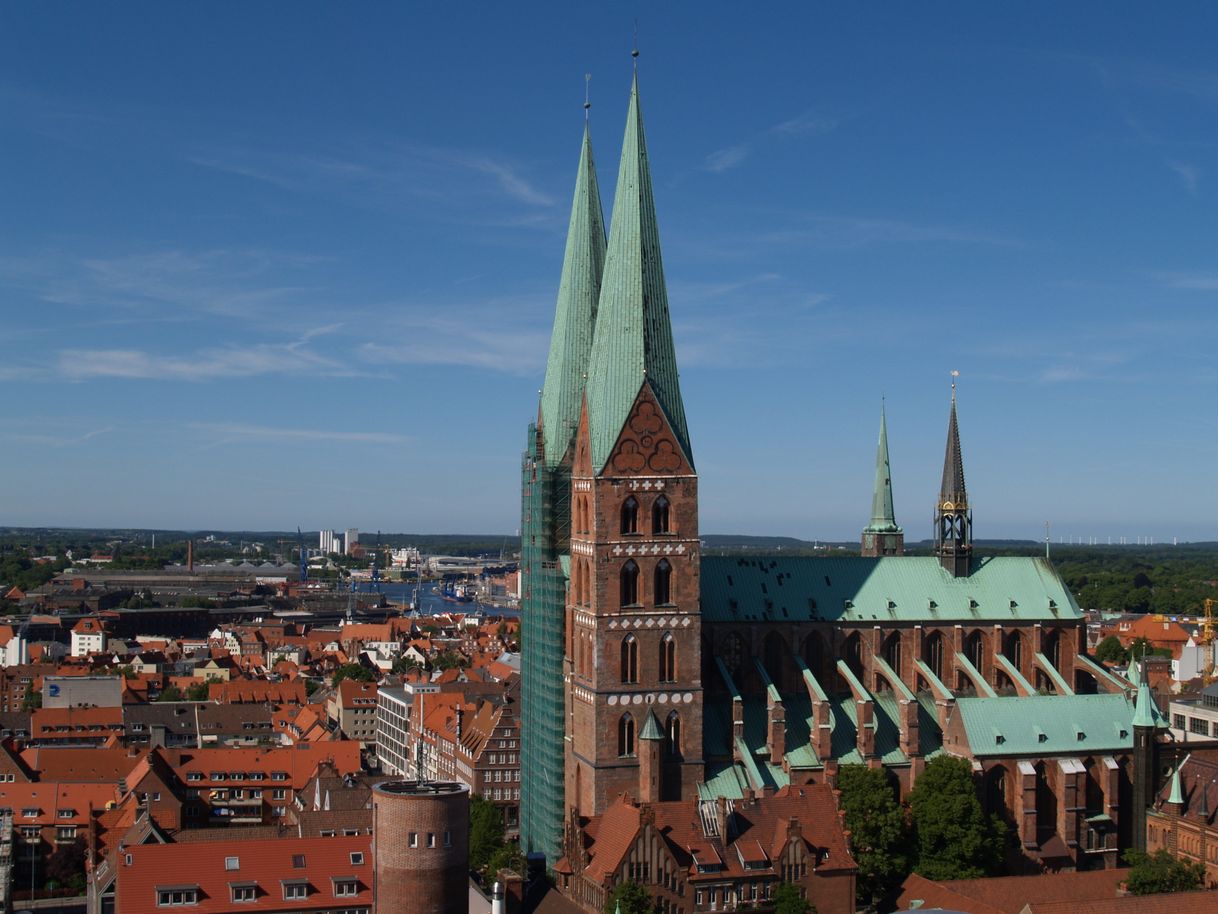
[350,582,517,618]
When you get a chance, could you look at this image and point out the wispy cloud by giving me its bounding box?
[188,422,409,445]
[190,138,557,217]
[1167,159,1200,193]
[1158,272,1218,290]
[5,426,114,447]
[704,110,839,173]
[760,213,1017,248]
[0,248,324,322]
[56,328,358,382]
[704,144,752,174]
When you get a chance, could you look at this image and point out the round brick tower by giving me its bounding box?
[373,780,469,914]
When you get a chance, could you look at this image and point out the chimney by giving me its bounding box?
[715,796,731,842]
[492,882,505,914]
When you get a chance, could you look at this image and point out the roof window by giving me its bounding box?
[292,854,306,869]
[225,857,239,871]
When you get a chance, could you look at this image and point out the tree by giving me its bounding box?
[1123,849,1205,895]
[773,881,816,914]
[909,755,1006,880]
[469,794,505,879]
[433,651,468,671]
[45,838,86,890]
[21,682,41,710]
[185,681,210,702]
[836,764,910,905]
[157,685,183,702]
[392,655,423,675]
[331,663,375,686]
[1094,635,1128,665]
[604,881,654,914]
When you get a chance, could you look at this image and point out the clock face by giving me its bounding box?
[864,534,874,549]
[941,501,955,511]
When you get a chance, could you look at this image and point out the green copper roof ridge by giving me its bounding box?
[865,402,901,533]
[940,392,967,505]
[585,73,692,472]
[539,121,607,467]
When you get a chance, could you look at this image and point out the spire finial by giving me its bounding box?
[584,73,591,120]
[950,369,959,401]
[632,20,640,68]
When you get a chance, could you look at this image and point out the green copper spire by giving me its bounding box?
[865,403,901,534]
[639,710,664,741]
[584,74,692,472]
[539,122,606,467]
[1131,658,1166,729]
[1168,762,1185,806]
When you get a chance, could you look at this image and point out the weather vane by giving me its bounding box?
[585,73,591,119]
[950,369,959,399]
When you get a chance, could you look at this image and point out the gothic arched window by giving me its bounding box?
[621,497,639,535]
[620,560,639,607]
[618,713,636,757]
[665,711,681,757]
[620,634,639,684]
[659,633,676,682]
[654,559,672,606]
[652,495,670,534]
[924,631,945,681]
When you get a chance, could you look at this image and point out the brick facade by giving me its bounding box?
[565,387,704,819]
[371,781,468,914]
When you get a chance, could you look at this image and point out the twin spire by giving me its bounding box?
[540,72,691,473]
[862,388,974,569]
[539,123,606,467]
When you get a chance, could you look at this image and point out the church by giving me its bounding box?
[519,69,1168,909]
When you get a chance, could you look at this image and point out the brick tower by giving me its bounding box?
[520,115,606,864]
[861,402,904,557]
[372,780,469,914]
[564,73,704,822]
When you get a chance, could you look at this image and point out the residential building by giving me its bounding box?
[111,833,372,913]
[327,680,379,750]
[1146,747,1218,887]
[559,785,856,914]
[70,618,106,658]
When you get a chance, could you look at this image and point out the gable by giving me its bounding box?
[601,382,692,478]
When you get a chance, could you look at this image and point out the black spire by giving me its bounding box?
[935,381,972,576]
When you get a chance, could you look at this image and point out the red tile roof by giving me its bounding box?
[897,868,1129,914]
[119,833,373,914]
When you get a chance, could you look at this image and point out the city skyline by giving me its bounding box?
[3,5,1217,540]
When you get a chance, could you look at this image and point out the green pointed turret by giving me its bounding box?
[866,405,900,534]
[539,122,607,467]
[639,710,664,741]
[584,74,692,472]
[1168,762,1185,806]
[1131,658,1167,729]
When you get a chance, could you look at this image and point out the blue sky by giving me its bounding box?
[2,4,1216,541]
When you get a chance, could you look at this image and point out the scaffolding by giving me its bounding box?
[519,423,570,864]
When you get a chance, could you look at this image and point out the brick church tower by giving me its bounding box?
[564,73,704,820]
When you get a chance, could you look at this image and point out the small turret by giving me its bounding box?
[862,402,904,557]
[935,381,972,576]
